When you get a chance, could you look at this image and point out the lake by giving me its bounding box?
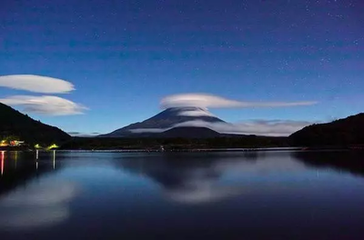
[1,150,364,239]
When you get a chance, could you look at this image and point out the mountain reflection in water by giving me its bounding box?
[116,151,303,204]
[1,150,364,240]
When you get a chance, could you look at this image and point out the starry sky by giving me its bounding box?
[0,0,363,135]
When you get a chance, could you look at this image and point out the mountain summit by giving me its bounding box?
[103,107,225,137]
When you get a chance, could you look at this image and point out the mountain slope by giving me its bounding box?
[0,103,71,144]
[289,113,364,146]
[103,107,225,137]
[159,127,221,138]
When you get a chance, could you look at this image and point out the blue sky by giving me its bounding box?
[0,0,363,135]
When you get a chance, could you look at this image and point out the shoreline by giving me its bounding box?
[1,146,362,153]
[57,146,355,153]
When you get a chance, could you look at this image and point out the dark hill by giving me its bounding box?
[289,113,364,146]
[0,103,71,144]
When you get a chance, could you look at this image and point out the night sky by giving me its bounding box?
[0,0,363,135]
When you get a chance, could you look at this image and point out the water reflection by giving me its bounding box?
[0,151,78,230]
[0,181,78,229]
[1,151,364,239]
[293,150,364,177]
[0,151,60,196]
[117,152,270,204]
[1,151,4,176]
[53,150,56,170]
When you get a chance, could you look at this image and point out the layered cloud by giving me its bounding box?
[177,107,216,117]
[130,119,313,136]
[0,74,87,116]
[161,93,317,109]
[0,95,87,116]
[0,74,75,93]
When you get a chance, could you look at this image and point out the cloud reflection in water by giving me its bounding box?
[0,181,78,230]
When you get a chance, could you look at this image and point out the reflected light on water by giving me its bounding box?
[14,151,18,169]
[1,151,4,176]
[53,150,56,170]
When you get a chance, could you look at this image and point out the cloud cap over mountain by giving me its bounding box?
[161,93,317,109]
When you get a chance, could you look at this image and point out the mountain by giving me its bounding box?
[289,113,364,146]
[103,107,225,138]
[0,103,71,144]
[159,127,221,138]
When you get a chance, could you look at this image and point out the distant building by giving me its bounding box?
[9,140,25,147]
[0,140,8,147]
[160,145,165,152]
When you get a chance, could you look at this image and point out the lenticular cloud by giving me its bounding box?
[161,93,317,109]
[0,74,87,116]
[0,95,86,116]
[0,74,75,94]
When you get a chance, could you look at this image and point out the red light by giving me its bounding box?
[1,151,4,176]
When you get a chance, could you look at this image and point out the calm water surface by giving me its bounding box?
[1,150,364,239]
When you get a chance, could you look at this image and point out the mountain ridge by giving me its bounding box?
[289,113,364,146]
[0,102,71,144]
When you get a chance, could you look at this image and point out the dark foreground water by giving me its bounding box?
[1,150,364,240]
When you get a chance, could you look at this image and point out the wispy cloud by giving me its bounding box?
[68,132,82,135]
[176,120,313,136]
[161,93,317,109]
[130,119,314,136]
[0,95,87,116]
[0,74,75,93]
[67,131,100,137]
[130,128,166,133]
